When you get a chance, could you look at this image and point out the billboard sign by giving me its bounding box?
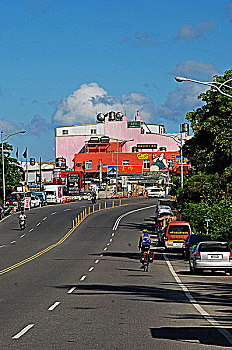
[176,156,190,164]
[118,165,142,174]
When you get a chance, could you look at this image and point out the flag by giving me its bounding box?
[23,147,27,159]
[16,147,19,159]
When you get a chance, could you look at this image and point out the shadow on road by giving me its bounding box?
[150,326,232,347]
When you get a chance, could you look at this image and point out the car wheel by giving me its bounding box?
[192,264,199,274]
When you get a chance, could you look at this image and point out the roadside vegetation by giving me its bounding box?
[0,142,22,200]
[170,68,232,243]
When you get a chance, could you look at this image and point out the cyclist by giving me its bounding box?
[138,229,151,268]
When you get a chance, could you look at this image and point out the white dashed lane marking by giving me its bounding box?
[36,223,41,226]
[64,209,71,212]
[12,324,34,339]
[104,247,107,251]
[88,267,94,272]
[51,212,57,215]
[68,287,76,294]
[20,234,25,238]
[29,229,33,232]
[11,241,16,244]
[48,302,60,311]
[43,217,47,221]
[95,259,99,264]
[80,275,86,281]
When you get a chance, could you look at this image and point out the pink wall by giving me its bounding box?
[55,116,188,168]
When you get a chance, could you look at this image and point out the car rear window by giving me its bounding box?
[168,225,190,235]
[199,244,231,252]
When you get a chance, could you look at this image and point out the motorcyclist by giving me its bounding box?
[138,229,151,268]
[91,191,97,203]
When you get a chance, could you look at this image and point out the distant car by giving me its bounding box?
[189,241,232,274]
[157,210,174,218]
[33,192,47,206]
[147,187,165,198]
[156,205,171,214]
[182,234,212,259]
[30,195,41,208]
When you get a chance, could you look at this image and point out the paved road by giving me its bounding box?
[0,198,231,349]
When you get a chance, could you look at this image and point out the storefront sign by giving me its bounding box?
[127,121,141,128]
[118,165,142,174]
[137,144,157,149]
[137,153,150,160]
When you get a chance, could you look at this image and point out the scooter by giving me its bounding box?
[19,218,26,230]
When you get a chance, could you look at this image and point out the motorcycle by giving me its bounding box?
[19,218,26,230]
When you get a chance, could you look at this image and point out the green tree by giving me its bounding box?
[183,68,232,174]
[0,142,22,200]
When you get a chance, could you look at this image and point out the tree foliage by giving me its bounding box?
[0,142,22,200]
[171,68,232,242]
[183,68,232,174]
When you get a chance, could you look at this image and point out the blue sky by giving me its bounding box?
[0,0,231,161]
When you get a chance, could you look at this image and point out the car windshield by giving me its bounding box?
[190,235,211,243]
[168,225,190,235]
[199,243,231,252]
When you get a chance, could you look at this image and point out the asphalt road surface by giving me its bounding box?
[0,197,231,349]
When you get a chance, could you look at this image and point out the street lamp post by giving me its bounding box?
[115,139,134,193]
[1,130,26,206]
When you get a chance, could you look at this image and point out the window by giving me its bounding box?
[143,159,150,169]
[62,130,68,135]
[91,129,96,134]
[85,160,92,170]
[122,160,129,166]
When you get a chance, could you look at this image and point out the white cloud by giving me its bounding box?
[120,29,157,46]
[52,82,155,125]
[176,20,214,40]
[26,115,52,135]
[155,84,207,123]
[0,118,23,133]
[227,2,232,22]
[171,59,220,79]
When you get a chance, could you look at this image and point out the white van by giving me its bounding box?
[44,185,63,204]
[147,187,165,198]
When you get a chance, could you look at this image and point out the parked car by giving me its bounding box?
[30,195,41,208]
[164,221,192,250]
[182,234,212,259]
[189,241,232,274]
[156,205,172,215]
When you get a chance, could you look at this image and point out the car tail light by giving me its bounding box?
[195,251,201,259]
[230,252,232,260]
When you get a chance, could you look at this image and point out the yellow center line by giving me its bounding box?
[0,201,126,276]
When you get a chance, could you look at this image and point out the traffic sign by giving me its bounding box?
[205,218,210,222]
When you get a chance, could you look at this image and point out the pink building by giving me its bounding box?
[55,114,188,169]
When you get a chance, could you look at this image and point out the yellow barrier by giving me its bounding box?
[75,217,77,226]
[112,201,114,208]
[81,212,83,221]
[105,202,107,209]
[93,205,95,213]
[88,207,90,214]
[99,203,101,211]
[85,208,87,217]
[78,215,80,224]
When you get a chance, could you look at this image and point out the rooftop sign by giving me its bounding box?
[137,144,157,149]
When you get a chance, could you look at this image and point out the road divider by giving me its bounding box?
[72,200,122,229]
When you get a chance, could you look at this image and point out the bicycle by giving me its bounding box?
[140,249,154,272]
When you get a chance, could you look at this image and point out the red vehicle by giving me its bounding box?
[164,221,192,251]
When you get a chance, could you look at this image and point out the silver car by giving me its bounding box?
[189,241,232,275]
